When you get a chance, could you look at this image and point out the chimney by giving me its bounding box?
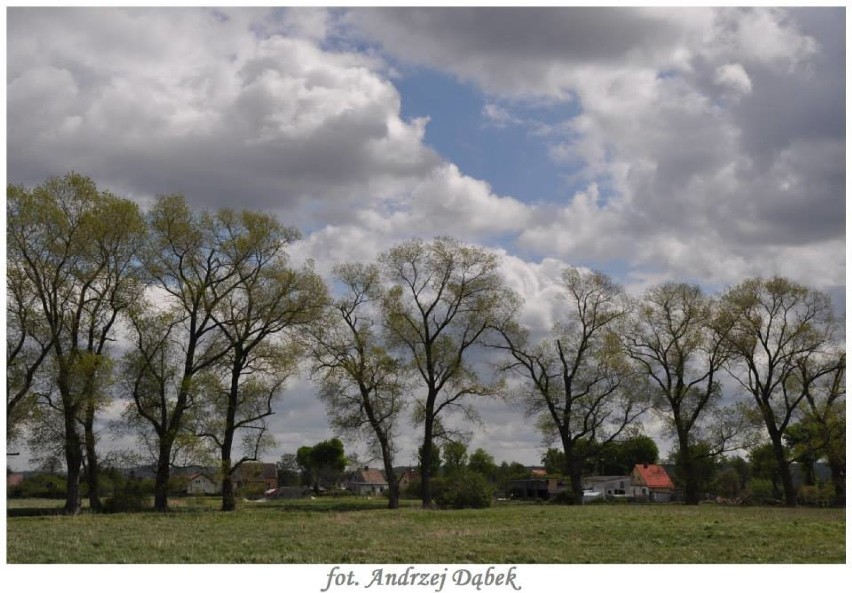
[643,463,648,469]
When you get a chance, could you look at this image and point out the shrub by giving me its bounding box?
[797,483,834,507]
[432,470,493,509]
[743,478,780,506]
[103,480,149,513]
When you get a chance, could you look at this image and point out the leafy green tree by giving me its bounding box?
[495,267,650,504]
[624,282,749,504]
[309,438,348,490]
[721,277,840,506]
[7,173,145,514]
[749,442,782,500]
[380,237,519,508]
[467,448,497,481]
[595,435,659,476]
[6,262,53,445]
[442,441,468,476]
[795,349,845,505]
[309,263,409,509]
[542,448,565,475]
[417,443,442,479]
[193,209,327,511]
[122,195,243,511]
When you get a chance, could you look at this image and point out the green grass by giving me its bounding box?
[5,498,845,563]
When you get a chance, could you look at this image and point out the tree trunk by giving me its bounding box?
[676,431,701,505]
[153,438,173,512]
[63,423,83,515]
[420,414,435,509]
[221,457,236,512]
[380,439,399,510]
[769,431,797,507]
[827,456,845,507]
[84,404,101,512]
[562,439,584,505]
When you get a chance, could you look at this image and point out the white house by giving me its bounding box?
[187,472,218,495]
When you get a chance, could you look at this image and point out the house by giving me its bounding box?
[397,468,418,492]
[583,475,631,498]
[187,472,218,495]
[234,462,278,492]
[631,463,675,502]
[348,467,388,495]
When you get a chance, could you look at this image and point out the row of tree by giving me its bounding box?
[7,173,845,514]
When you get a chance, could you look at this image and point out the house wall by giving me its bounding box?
[188,476,217,495]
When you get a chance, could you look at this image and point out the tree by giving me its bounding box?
[442,440,468,476]
[624,282,747,504]
[379,237,519,508]
[541,448,566,475]
[495,267,649,504]
[595,434,659,476]
[298,439,347,491]
[7,173,145,514]
[122,195,240,512]
[6,262,53,445]
[309,263,409,509]
[721,277,840,506]
[794,349,845,505]
[193,209,327,511]
[276,453,301,487]
[467,448,497,481]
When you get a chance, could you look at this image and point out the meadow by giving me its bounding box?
[5,497,845,564]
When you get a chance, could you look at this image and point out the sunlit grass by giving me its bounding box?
[6,498,844,563]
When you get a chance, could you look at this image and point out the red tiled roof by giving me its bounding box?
[633,464,674,490]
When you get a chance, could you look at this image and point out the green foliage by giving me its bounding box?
[595,435,659,475]
[797,483,835,507]
[8,474,67,499]
[467,448,497,480]
[103,479,149,514]
[744,478,780,505]
[442,441,468,476]
[431,470,493,509]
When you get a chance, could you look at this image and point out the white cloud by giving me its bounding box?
[714,63,753,96]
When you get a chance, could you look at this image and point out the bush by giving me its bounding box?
[432,470,493,509]
[797,483,835,507]
[743,478,780,506]
[10,473,67,499]
[103,480,149,513]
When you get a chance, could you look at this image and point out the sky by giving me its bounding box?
[4,5,847,471]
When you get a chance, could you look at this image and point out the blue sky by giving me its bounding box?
[5,6,846,471]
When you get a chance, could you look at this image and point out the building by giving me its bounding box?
[348,467,388,495]
[186,472,218,495]
[630,463,675,502]
[233,462,279,492]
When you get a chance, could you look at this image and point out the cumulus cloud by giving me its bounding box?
[7,7,843,467]
[348,6,844,291]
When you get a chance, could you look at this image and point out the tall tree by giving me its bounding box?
[379,237,518,508]
[623,282,747,504]
[309,263,409,509]
[441,440,468,476]
[794,348,845,504]
[495,267,649,504]
[7,173,144,514]
[122,196,238,512]
[721,276,840,507]
[6,262,53,445]
[194,209,327,511]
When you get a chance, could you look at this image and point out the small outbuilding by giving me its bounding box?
[631,463,675,502]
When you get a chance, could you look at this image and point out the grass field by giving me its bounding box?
[5,497,845,563]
